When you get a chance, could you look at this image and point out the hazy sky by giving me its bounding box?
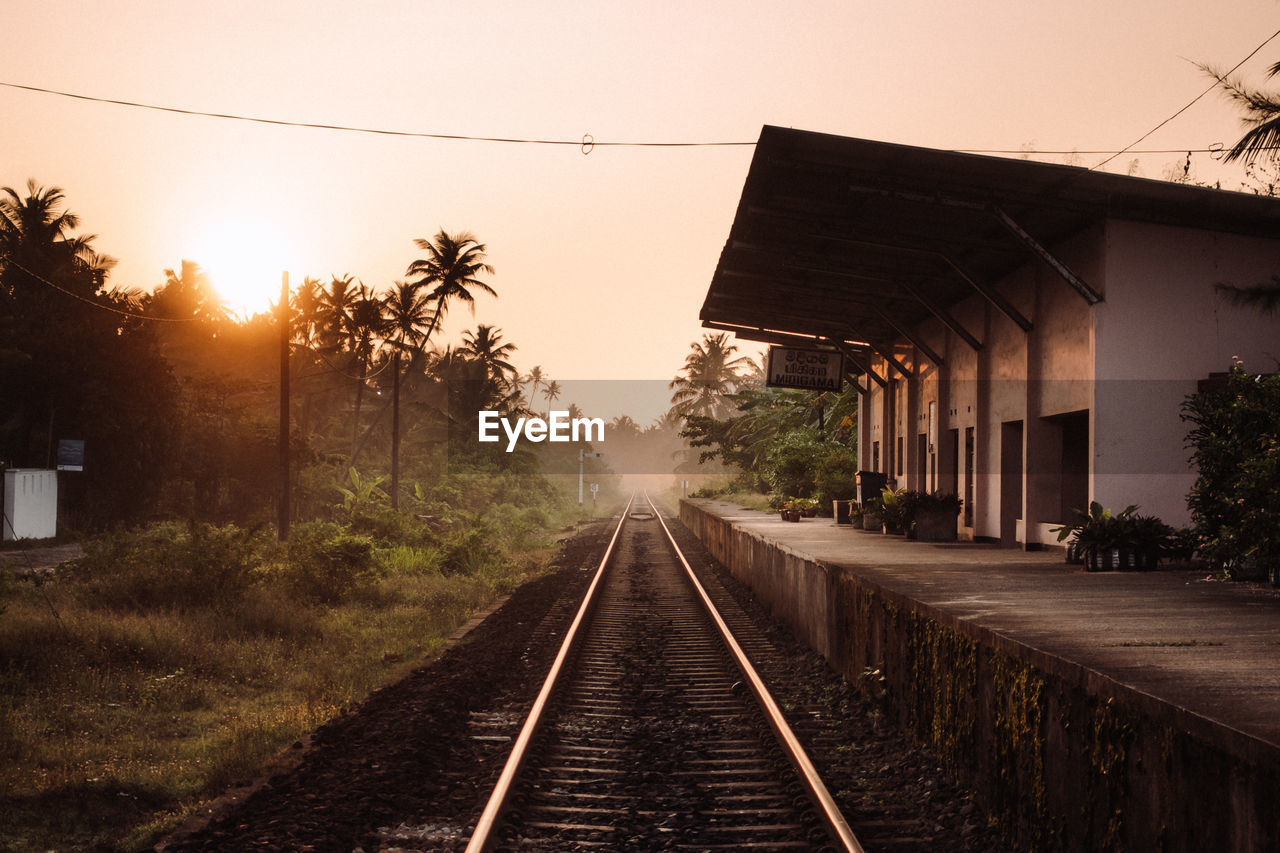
[3,1,1277,422]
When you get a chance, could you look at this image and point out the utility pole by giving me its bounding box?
[579,449,602,504]
[391,351,400,510]
[278,271,291,542]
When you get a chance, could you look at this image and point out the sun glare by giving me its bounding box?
[192,217,291,318]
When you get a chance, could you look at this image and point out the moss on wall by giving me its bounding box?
[680,500,1279,852]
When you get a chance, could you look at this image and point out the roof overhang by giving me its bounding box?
[702,126,1280,368]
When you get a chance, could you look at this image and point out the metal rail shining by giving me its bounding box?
[465,491,864,853]
[464,494,634,853]
[644,492,866,853]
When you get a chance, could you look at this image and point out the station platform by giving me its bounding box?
[680,498,1280,852]
[687,498,1280,749]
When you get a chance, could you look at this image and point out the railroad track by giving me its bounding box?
[465,494,864,852]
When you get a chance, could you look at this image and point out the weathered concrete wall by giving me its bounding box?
[681,500,1280,853]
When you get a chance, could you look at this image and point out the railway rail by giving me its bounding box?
[464,494,864,852]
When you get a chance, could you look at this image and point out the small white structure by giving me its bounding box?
[3,469,58,541]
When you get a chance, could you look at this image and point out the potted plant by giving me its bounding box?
[780,498,803,522]
[901,491,963,542]
[795,497,820,518]
[878,487,908,534]
[1130,515,1174,570]
[1051,502,1138,571]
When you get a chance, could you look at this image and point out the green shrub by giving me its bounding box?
[70,522,269,610]
[814,444,859,510]
[760,430,827,498]
[347,506,432,546]
[377,544,444,576]
[441,527,497,577]
[277,521,379,603]
[1182,363,1280,578]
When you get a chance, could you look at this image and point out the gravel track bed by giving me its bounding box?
[485,517,826,851]
[158,513,1011,853]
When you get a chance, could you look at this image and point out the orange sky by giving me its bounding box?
[2,1,1277,422]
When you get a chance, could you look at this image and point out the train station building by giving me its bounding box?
[701,126,1280,546]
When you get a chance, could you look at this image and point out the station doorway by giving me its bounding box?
[1000,420,1024,545]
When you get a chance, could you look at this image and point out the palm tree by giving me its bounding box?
[425,346,513,439]
[0,181,179,513]
[405,230,496,345]
[522,364,546,411]
[383,280,435,507]
[542,379,562,416]
[1202,59,1280,166]
[609,414,641,437]
[0,181,92,261]
[459,324,518,384]
[345,281,387,463]
[668,332,754,420]
[149,260,227,323]
[318,274,358,354]
[0,181,99,307]
[290,276,326,349]
[1202,60,1280,313]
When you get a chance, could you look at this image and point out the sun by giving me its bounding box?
[191,217,292,318]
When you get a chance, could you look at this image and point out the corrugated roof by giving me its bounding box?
[701,126,1280,364]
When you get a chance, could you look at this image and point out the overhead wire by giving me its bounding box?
[1091,27,1280,170]
[2,78,1275,160]
[3,257,197,322]
[8,254,399,387]
[0,81,753,149]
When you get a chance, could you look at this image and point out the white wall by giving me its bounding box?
[857,215,1280,542]
[1093,220,1280,526]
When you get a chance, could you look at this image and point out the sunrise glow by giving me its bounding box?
[191,217,290,318]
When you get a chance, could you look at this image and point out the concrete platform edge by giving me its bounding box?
[681,498,1280,853]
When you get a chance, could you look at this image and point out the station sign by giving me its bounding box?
[766,346,845,392]
[56,439,85,472]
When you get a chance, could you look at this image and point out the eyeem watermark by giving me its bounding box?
[478,410,605,452]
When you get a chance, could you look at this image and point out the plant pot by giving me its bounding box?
[1065,541,1084,565]
[912,508,958,542]
[803,507,818,518]
[779,510,789,521]
[862,512,882,531]
[786,510,802,522]
[1086,547,1140,571]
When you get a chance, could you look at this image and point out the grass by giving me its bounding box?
[0,525,556,852]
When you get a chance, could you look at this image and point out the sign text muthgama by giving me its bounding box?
[477,410,606,452]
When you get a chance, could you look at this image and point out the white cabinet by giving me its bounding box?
[3,469,58,541]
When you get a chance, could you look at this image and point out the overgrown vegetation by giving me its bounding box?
[0,468,576,852]
[1182,361,1280,580]
[673,335,860,512]
[0,182,630,851]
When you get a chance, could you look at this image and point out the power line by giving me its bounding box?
[3,78,1274,162]
[6,252,394,379]
[1092,27,1280,170]
[0,81,754,149]
[965,145,1240,156]
[4,257,197,322]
